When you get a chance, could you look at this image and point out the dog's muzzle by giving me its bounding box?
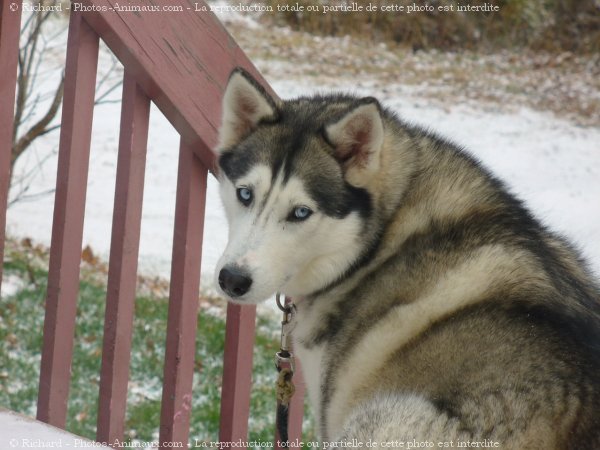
[218,265,253,298]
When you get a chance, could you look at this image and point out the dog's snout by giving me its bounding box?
[218,266,253,298]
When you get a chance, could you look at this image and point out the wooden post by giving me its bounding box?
[219,303,257,445]
[37,13,99,427]
[97,71,150,444]
[0,0,22,290]
[159,140,207,448]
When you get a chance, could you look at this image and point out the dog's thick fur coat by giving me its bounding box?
[214,68,600,449]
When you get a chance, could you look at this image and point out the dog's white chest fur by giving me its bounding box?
[293,339,325,425]
[291,301,328,436]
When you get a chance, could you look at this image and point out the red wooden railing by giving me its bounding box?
[0,1,305,448]
[0,0,22,286]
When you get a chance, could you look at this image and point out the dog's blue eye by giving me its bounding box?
[236,187,253,206]
[289,206,312,222]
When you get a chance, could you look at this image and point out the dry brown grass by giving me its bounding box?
[223,17,600,127]
[261,0,600,54]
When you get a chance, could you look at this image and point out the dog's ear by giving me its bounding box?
[217,68,278,151]
[324,98,384,186]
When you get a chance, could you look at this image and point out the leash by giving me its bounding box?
[275,293,296,448]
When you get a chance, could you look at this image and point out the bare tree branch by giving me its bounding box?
[9,188,56,207]
[13,75,64,166]
[95,57,119,92]
[9,7,124,208]
[8,146,58,207]
[95,98,123,105]
[95,80,123,104]
[19,12,35,38]
[14,12,56,145]
[14,49,28,144]
[21,91,43,126]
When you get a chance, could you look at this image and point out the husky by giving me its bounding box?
[213,68,600,449]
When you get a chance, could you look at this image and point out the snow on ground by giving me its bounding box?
[6,43,600,296]
[0,409,112,449]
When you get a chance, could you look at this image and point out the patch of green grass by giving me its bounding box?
[0,251,315,445]
[0,273,45,417]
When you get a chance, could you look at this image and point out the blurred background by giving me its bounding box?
[265,0,600,53]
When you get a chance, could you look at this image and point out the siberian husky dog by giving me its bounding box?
[213,68,600,449]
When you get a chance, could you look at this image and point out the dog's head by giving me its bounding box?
[214,68,386,303]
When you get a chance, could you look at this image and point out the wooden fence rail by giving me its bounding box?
[37,12,100,427]
[97,70,150,443]
[0,1,306,448]
[0,0,23,288]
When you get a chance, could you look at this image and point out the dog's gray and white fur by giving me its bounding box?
[214,68,600,449]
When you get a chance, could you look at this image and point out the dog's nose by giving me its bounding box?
[218,266,252,298]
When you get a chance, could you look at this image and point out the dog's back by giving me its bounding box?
[319,117,600,448]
